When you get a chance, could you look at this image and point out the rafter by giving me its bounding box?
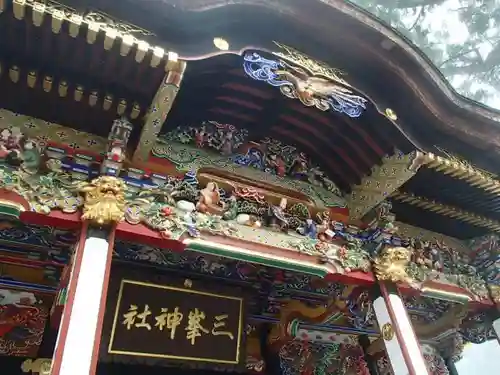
[391,191,500,232]
[132,54,186,162]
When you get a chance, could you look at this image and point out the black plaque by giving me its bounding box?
[108,279,244,365]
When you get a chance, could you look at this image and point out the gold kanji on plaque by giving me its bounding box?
[122,304,152,330]
[211,314,234,340]
[185,308,209,345]
[155,306,183,339]
[122,305,138,330]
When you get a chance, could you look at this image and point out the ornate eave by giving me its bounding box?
[0,0,184,146]
[391,192,500,233]
[389,150,500,239]
[11,0,170,69]
[56,0,500,167]
[418,151,500,194]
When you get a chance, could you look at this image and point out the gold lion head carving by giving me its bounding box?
[78,176,126,226]
[373,246,412,284]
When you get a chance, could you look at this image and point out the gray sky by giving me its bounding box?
[455,340,500,374]
[388,1,500,371]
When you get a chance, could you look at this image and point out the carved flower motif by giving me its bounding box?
[161,206,173,216]
[314,241,328,252]
[338,246,347,259]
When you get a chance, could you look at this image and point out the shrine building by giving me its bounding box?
[0,1,499,375]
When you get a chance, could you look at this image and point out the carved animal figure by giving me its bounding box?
[276,63,352,104]
[373,246,412,284]
[77,176,126,225]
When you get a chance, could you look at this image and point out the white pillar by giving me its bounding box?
[51,224,115,375]
[492,318,500,346]
[373,282,430,375]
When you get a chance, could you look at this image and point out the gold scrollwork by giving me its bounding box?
[273,42,347,85]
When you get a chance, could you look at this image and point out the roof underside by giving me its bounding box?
[58,0,500,171]
[0,0,498,240]
[161,54,413,192]
[0,8,165,144]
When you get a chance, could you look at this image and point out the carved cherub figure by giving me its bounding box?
[196,181,224,215]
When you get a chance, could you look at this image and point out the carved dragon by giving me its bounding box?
[277,284,359,340]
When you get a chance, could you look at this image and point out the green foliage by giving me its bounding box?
[237,200,266,216]
[287,203,311,220]
[350,0,500,107]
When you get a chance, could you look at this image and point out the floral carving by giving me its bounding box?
[288,237,371,273]
[160,124,343,197]
[0,166,81,215]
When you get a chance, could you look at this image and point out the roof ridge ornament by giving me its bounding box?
[272,41,348,86]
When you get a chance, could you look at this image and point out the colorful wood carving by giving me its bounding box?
[0,288,51,357]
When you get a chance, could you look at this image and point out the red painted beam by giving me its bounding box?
[20,210,186,252]
[18,210,496,308]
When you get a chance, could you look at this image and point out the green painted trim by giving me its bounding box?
[0,204,22,220]
[290,319,300,337]
[420,288,471,304]
[186,241,328,278]
[57,287,67,306]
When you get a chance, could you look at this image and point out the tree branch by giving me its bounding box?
[438,47,482,68]
[408,6,425,31]
[394,0,446,9]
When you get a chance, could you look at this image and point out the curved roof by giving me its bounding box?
[4,0,500,238]
[57,0,500,171]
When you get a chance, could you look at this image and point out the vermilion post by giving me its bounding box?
[51,223,116,375]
